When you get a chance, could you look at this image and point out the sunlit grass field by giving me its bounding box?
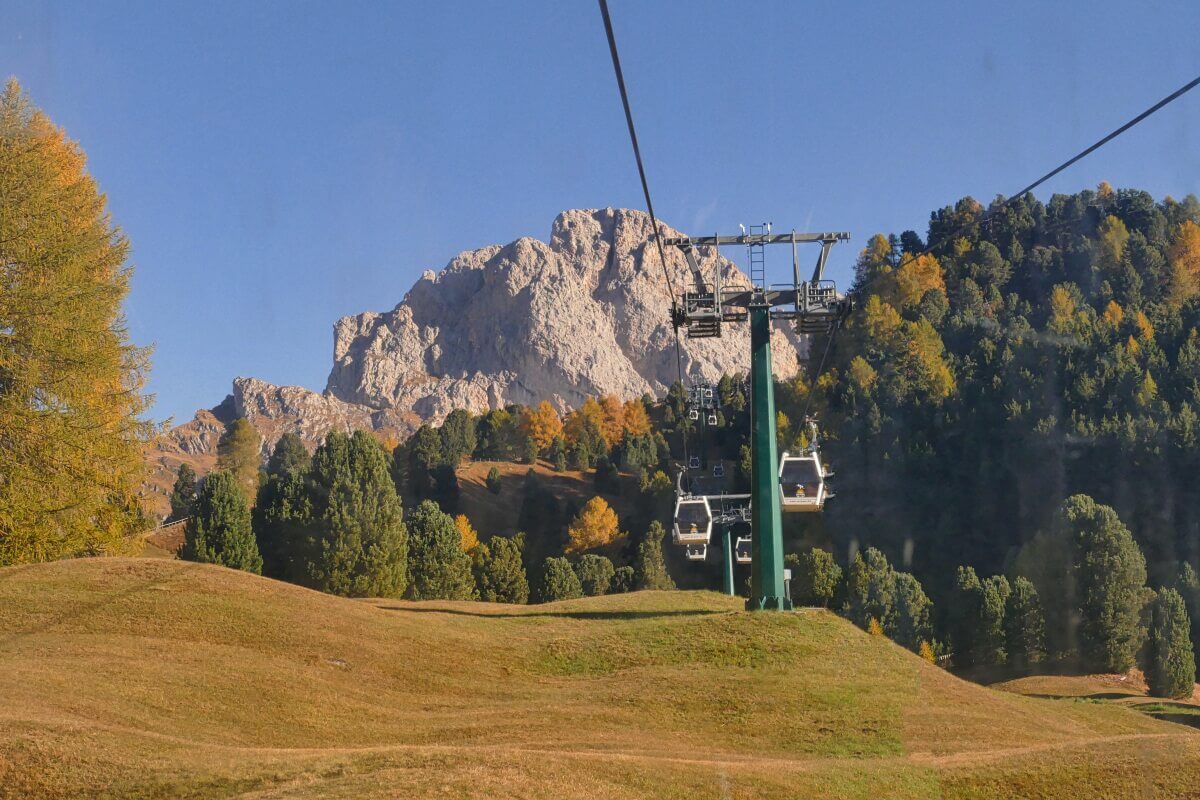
[0,558,1197,798]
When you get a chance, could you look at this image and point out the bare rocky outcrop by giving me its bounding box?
[326,208,803,418]
[154,208,807,466]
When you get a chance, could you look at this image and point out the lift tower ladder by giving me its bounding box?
[664,228,851,611]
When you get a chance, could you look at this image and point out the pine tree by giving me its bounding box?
[550,436,568,472]
[1005,576,1047,671]
[1068,495,1148,672]
[486,466,502,494]
[477,533,529,604]
[538,557,583,602]
[0,80,152,564]
[217,418,262,504]
[266,432,310,478]
[611,565,636,594]
[574,554,615,596]
[789,548,841,607]
[1176,563,1200,679]
[407,500,476,600]
[182,471,262,573]
[845,548,896,631]
[253,465,312,582]
[892,571,933,652]
[439,409,476,465]
[306,431,408,597]
[635,521,675,590]
[1146,588,1195,699]
[168,464,198,522]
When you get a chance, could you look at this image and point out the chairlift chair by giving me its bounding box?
[778,449,827,512]
[673,495,712,545]
[734,535,752,564]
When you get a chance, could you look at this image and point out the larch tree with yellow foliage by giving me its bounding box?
[521,400,562,453]
[0,80,151,565]
[1168,221,1200,309]
[566,496,621,553]
[454,514,480,554]
[622,399,651,437]
[597,395,626,449]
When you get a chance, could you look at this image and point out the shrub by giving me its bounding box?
[486,466,502,494]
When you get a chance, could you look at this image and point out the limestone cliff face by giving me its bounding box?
[157,208,806,460]
[325,208,803,419]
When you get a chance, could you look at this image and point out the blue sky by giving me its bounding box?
[5,1,1200,424]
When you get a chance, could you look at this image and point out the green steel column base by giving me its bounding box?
[745,595,794,611]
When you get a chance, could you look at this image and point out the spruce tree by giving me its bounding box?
[0,80,152,564]
[217,418,263,504]
[1146,588,1195,699]
[539,557,583,602]
[574,554,615,597]
[407,500,476,600]
[182,470,262,573]
[478,533,529,604]
[635,521,675,590]
[168,464,198,523]
[1005,576,1047,671]
[486,466,502,495]
[306,431,408,597]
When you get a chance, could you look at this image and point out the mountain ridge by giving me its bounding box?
[153,208,808,463]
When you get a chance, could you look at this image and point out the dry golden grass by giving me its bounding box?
[1,558,1197,798]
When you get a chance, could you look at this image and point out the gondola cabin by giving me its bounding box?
[673,496,712,545]
[734,535,751,564]
[778,450,827,512]
[683,543,707,561]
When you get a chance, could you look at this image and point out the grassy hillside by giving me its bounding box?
[1,559,1198,799]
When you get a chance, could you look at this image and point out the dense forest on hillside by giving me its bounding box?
[814,184,1200,597]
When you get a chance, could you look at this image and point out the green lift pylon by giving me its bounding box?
[747,302,791,610]
[664,227,851,611]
